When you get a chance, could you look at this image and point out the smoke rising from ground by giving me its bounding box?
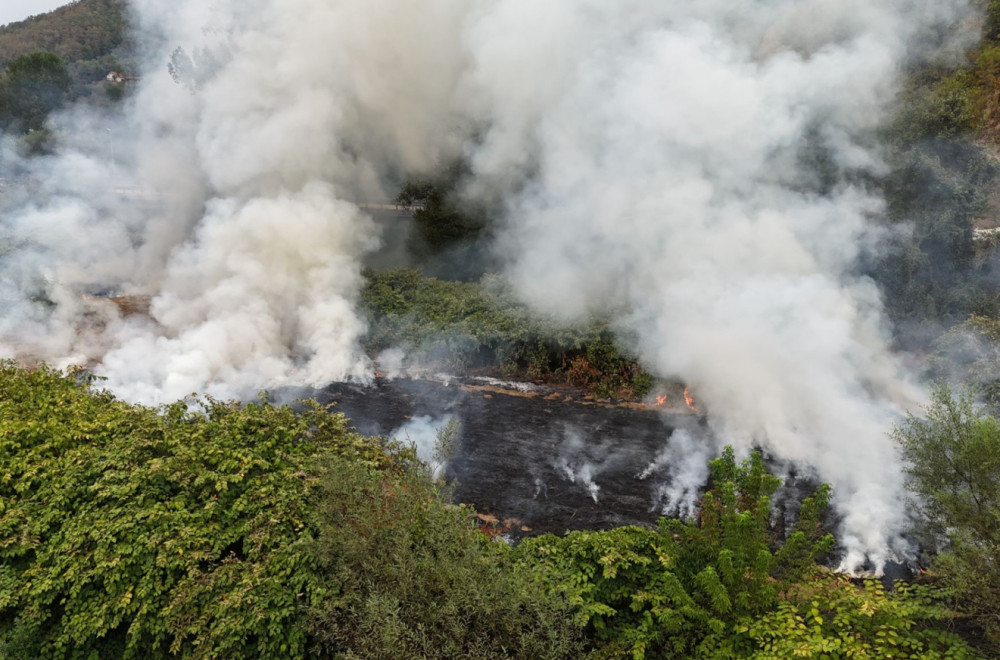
[0,0,975,568]
[390,414,455,481]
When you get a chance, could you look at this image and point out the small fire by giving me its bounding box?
[655,394,668,407]
[683,388,700,412]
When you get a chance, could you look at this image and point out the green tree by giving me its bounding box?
[0,51,71,132]
[518,448,835,659]
[308,456,583,659]
[0,363,583,658]
[0,363,386,658]
[745,573,981,660]
[893,385,1000,648]
[519,447,981,659]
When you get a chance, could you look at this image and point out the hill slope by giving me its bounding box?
[0,0,126,67]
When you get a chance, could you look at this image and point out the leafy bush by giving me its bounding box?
[747,574,980,659]
[0,363,392,658]
[361,269,653,398]
[517,448,833,659]
[517,447,981,659]
[893,385,1000,650]
[308,458,584,659]
[0,363,584,658]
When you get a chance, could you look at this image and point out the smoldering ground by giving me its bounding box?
[0,0,984,569]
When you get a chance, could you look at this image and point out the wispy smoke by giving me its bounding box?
[0,0,975,568]
[390,414,455,481]
[553,428,603,503]
[640,428,713,520]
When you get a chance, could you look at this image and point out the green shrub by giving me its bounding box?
[893,385,1000,650]
[308,459,584,659]
[0,363,390,658]
[746,574,981,659]
[0,363,584,659]
[518,447,981,659]
[517,448,834,659]
[361,269,653,398]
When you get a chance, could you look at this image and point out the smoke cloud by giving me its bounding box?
[0,0,975,568]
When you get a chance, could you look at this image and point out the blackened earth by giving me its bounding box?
[296,377,707,534]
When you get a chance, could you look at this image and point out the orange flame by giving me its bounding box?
[683,388,700,412]
[655,394,668,407]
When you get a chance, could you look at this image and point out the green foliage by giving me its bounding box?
[518,448,980,658]
[0,51,71,132]
[872,6,1000,326]
[929,315,1000,408]
[0,0,127,71]
[0,363,585,658]
[361,269,653,398]
[0,362,391,658]
[746,573,982,659]
[517,448,836,659]
[308,458,583,659]
[893,385,1000,649]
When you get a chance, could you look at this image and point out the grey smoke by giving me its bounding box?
[0,0,977,569]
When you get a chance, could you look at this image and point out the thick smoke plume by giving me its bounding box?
[0,0,974,568]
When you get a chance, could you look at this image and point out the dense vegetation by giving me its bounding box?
[0,51,71,134]
[0,364,582,659]
[0,0,129,132]
[873,0,1000,327]
[1,365,994,658]
[519,448,981,659]
[894,385,1000,648]
[0,0,127,76]
[361,268,654,398]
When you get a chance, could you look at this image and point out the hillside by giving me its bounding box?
[0,0,125,65]
[0,0,128,93]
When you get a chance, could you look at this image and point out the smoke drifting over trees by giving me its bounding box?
[0,0,988,570]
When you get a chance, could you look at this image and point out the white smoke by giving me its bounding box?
[457,0,969,570]
[0,0,976,568]
[390,414,455,481]
[2,0,472,401]
[553,428,603,503]
[639,428,713,520]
